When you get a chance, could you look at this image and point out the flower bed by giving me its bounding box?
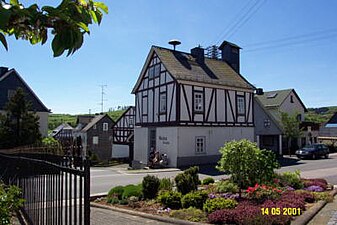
[94,167,334,225]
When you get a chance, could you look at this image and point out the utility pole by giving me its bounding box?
[99,85,107,113]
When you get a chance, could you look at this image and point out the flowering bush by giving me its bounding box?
[278,191,306,210]
[304,185,324,192]
[208,200,291,225]
[294,190,315,203]
[302,178,328,190]
[246,184,282,203]
[220,193,240,200]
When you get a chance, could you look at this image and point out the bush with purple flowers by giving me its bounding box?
[302,178,327,190]
[304,185,324,192]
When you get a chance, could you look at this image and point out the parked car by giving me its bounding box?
[295,144,329,159]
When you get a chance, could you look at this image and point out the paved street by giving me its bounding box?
[91,153,337,195]
[91,207,171,225]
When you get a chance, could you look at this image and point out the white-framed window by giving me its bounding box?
[154,64,161,77]
[129,117,134,127]
[103,123,109,131]
[93,136,99,145]
[7,89,15,100]
[159,92,167,113]
[93,124,97,129]
[237,96,245,115]
[194,92,203,112]
[148,67,155,79]
[195,136,206,154]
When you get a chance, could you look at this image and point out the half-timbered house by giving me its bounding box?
[131,41,255,167]
[112,106,135,159]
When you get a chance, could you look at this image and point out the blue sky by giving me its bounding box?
[2,0,337,114]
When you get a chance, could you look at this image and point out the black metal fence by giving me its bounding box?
[0,153,90,225]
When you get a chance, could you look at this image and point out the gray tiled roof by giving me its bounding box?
[81,114,105,132]
[255,89,294,107]
[132,46,254,93]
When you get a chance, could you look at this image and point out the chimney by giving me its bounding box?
[191,46,205,64]
[218,41,241,74]
[0,67,8,77]
[256,88,264,95]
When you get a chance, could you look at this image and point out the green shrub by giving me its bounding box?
[181,191,208,209]
[108,186,124,200]
[202,177,215,185]
[157,191,182,209]
[184,166,200,185]
[122,184,143,199]
[0,183,24,224]
[278,170,304,189]
[312,192,334,202]
[142,175,160,199]
[107,197,119,204]
[203,198,238,213]
[169,207,207,222]
[217,140,279,188]
[159,178,174,191]
[216,180,239,193]
[175,166,200,194]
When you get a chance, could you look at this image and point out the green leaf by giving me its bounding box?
[94,10,102,25]
[0,8,12,30]
[94,2,108,14]
[10,0,19,6]
[89,10,98,23]
[0,33,8,51]
[76,22,89,32]
[52,34,65,57]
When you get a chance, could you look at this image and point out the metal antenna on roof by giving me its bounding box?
[168,39,181,51]
[99,85,107,113]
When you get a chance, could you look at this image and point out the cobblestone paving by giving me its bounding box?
[91,207,172,225]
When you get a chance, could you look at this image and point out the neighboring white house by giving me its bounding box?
[254,89,317,155]
[0,67,50,137]
[112,106,135,159]
[131,41,255,167]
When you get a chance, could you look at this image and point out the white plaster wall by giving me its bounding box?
[156,127,178,167]
[177,126,255,157]
[36,112,49,137]
[0,110,48,137]
[134,127,149,164]
[280,93,305,121]
[112,144,129,158]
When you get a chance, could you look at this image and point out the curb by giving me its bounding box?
[121,168,181,174]
[90,202,209,225]
[292,188,337,225]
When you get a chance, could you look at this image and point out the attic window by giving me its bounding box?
[290,95,294,103]
[7,89,15,100]
[103,123,109,131]
[267,93,278,99]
